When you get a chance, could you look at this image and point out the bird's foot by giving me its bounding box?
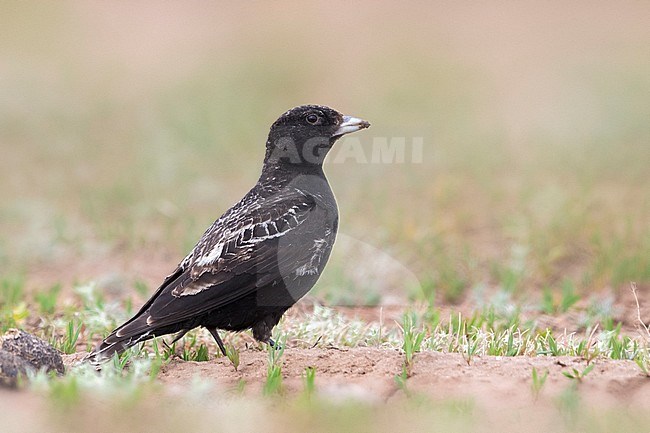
[268,338,282,351]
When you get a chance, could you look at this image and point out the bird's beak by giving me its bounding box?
[333,115,371,137]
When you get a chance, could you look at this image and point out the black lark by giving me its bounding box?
[88,105,370,362]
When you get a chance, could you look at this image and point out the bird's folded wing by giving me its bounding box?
[114,192,317,336]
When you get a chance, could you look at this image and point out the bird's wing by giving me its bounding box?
[182,188,317,287]
[112,189,318,339]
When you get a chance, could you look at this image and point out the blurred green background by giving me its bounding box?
[1,1,648,306]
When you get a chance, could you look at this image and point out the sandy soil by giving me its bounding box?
[3,348,649,433]
[149,348,650,411]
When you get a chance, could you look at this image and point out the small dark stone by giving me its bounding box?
[0,350,33,388]
[1,329,65,375]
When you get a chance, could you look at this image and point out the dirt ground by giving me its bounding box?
[7,348,648,433]
[4,283,650,432]
[149,349,650,410]
[7,345,638,433]
[51,343,648,414]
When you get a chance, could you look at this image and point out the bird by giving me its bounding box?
[88,104,370,362]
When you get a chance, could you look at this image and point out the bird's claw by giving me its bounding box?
[268,338,282,351]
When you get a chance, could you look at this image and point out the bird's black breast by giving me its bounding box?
[251,171,339,305]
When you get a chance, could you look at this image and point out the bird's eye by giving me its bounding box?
[306,113,320,125]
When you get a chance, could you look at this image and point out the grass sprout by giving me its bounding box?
[531,367,549,400]
[303,366,316,397]
[394,365,411,398]
[53,318,83,354]
[225,344,240,371]
[264,334,286,396]
[635,354,650,377]
[179,334,210,362]
[400,312,426,372]
[562,364,595,383]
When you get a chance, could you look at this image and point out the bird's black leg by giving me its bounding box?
[252,314,283,350]
[207,327,228,357]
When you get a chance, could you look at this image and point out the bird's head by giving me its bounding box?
[264,105,370,168]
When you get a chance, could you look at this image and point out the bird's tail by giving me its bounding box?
[85,333,152,365]
[85,315,155,364]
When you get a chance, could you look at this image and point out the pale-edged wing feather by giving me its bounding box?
[109,188,317,340]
